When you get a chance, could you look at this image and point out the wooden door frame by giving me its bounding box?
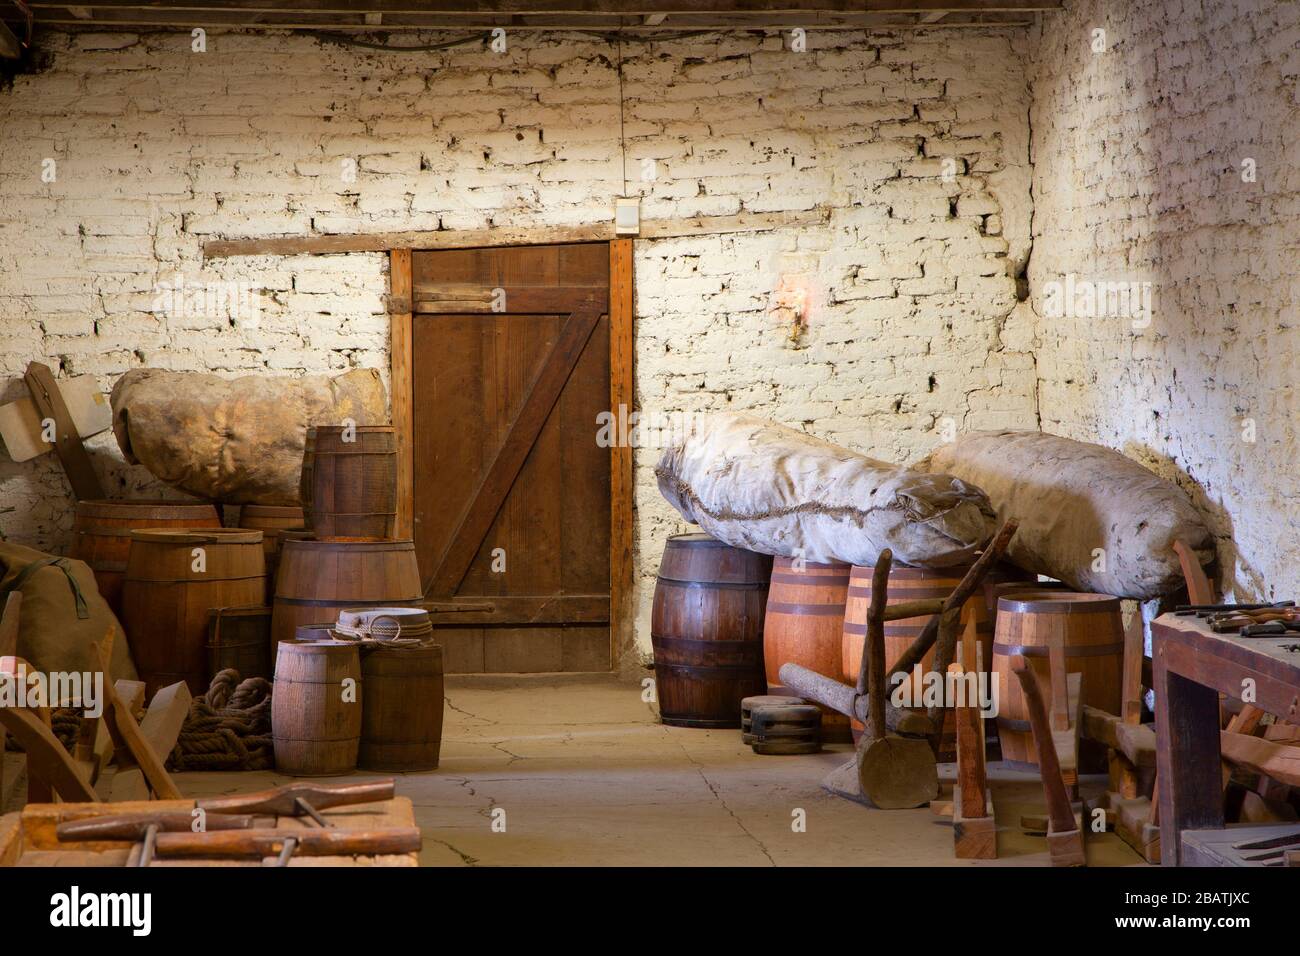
[389,239,634,672]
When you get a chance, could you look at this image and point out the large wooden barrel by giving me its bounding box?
[650,533,772,728]
[358,644,445,771]
[992,591,1124,766]
[238,505,305,602]
[272,639,362,776]
[122,529,265,696]
[763,557,852,741]
[301,425,397,539]
[270,538,422,664]
[71,499,221,616]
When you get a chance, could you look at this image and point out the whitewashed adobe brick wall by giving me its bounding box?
[0,28,1038,670]
[1027,0,1300,606]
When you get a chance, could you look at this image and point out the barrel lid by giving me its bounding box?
[77,498,217,514]
[666,532,724,545]
[997,590,1120,614]
[130,528,262,544]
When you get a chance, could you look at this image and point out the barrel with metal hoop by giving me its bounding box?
[991,590,1124,766]
[650,533,772,728]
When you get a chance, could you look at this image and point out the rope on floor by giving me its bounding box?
[170,669,274,771]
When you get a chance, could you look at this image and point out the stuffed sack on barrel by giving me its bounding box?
[650,533,772,728]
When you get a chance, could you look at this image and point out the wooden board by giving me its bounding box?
[410,243,612,673]
[1,797,419,867]
[23,362,105,499]
[390,249,415,540]
[0,376,111,463]
[608,239,634,673]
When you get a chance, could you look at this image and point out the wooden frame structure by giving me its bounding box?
[389,240,634,671]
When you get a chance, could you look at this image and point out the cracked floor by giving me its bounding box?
[21,674,1147,866]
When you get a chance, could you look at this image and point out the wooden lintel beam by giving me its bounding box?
[23,1,1063,14]
[204,208,828,259]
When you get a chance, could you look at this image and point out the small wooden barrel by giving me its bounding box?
[650,533,772,728]
[992,591,1124,766]
[206,605,273,682]
[763,557,852,741]
[301,425,397,539]
[358,643,445,771]
[272,639,362,776]
[71,499,221,616]
[238,505,305,602]
[271,538,422,666]
[741,694,804,744]
[122,528,265,696]
[750,704,821,755]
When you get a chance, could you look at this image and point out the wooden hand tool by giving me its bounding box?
[151,826,422,860]
[1176,601,1293,615]
[57,812,257,842]
[1239,620,1300,637]
[196,780,395,816]
[1011,655,1085,866]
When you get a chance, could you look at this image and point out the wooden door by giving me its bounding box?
[409,243,611,673]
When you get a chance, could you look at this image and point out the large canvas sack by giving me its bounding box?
[0,541,136,683]
[112,367,387,505]
[919,431,1214,599]
[655,414,996,568]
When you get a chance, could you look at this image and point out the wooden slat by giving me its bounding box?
[203,209,829,259]
[429,300,603,596]
[390,249,414,540]
[1221,731,1300,788]
[0,706,97,803]
[23,362,105,500]
[23,1,1062,14]
[608,238,634,673]
[422,594,609,625]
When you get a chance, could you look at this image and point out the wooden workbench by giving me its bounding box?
[1151,612,1300,866]
[0,796,419,867]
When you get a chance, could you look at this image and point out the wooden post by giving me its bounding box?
[951,611,996,859]
[608,238,634,673]
[23,362,105,500]
[389,250,414,541]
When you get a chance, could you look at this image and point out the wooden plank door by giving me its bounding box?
[409,243,612,673]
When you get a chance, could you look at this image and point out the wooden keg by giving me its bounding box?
[650,533,772,728]
[301,425,397,539]
[206,605,273,682]
[272,639,362,776]
[271,538,422,665]
[358,643,445,771]
[122,529,265,696]
[763,557,853,741]
[992,591,1124,766]
[750,703,821,755]
[71,499,221,616]
[237,505,305,602]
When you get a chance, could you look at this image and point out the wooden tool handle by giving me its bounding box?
[1010,655,1076,834]
[153,826,422,859]
[197,779,396,816]
[58,812,256,842]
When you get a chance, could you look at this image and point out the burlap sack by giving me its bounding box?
[0,541,136,683]
[655,414,997,568]
[919,430,1214,599]
[111,367,387,505]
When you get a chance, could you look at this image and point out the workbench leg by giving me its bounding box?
[1154,653,1223,866]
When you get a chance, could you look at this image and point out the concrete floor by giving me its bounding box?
[7,674,1147,866]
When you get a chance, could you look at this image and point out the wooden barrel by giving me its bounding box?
[301,425,397,539]
[271,538,422,665]
[650,533,772,728]
[992,591,1124,766]
[71,499,221,616]
[358,643,445,771]
[206,605,273,682]
[763,557,853,741]
[122,529,265,697]
[237,505,305,602]
[272,639,362,776]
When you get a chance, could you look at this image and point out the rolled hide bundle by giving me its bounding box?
[655,413,996,568]
[919,430,1214,599]
[111,367,387,505]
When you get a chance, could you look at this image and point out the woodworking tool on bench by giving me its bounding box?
[1176,601,1295,616]
[196,779,396,828]
[1237,620,1300,638]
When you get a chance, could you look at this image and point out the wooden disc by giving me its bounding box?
[750,704,822,755]
[857,736,939,809]
[741,694,805,742]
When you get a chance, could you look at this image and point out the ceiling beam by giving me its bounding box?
[21,1,1062,15]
